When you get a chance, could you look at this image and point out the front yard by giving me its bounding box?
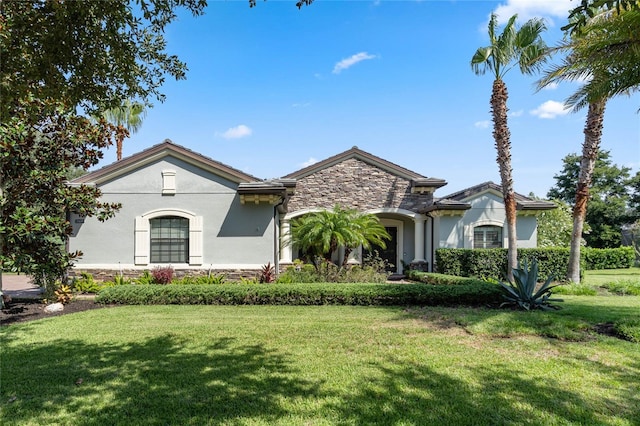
[2,296,639,425]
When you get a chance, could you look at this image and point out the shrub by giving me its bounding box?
[406,270,483,286]
[499,259,563,311]
[340,265,388,284]
[435,248,578,282]
[276,262,388,284]
[363,251,393,274]
[152,266,174,284]
[583,247,635,270]
[71,272,102,293]
[112,275,130,286]
[614,318,640,343]
[136,270,155,285]
[435,247,638,280]
[54,284,73,304]
[600,280,640,296]
[259,262,276,283]
[96,282,502,307]
[276,264,323,284]
[171,273,226,285]
[552,282,598,296]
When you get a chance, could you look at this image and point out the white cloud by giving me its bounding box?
[301,157,318,168]
[493,0,573,25]
[474,120,490,129]
[541,82,559,90]
[510,109,524,117]
[333,52,377,74]
[218,124,253,139]
[530,100,571,119]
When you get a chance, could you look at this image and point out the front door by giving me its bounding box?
[364,226,398,273]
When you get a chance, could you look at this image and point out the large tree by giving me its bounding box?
[548,151,636,249]
[471,13,548,282]
[289,206,390,272]
[0,0,207,290]
[538,3,639,281]
[535,199,577,248]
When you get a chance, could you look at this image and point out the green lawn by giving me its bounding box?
[2,297,639,425]
[584,267,640,286]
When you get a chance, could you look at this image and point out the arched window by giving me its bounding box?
[474,225,502,249]
[135,209,202,265]
[150,216,189,263]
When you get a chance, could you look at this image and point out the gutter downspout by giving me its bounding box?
[273,198,286,276]
[426,212,435,272]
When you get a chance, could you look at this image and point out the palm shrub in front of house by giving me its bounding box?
[96,281,502,306]
[288,205,391,275]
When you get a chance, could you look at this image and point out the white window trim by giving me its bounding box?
[465,219,505,249]
[135,208,203,265]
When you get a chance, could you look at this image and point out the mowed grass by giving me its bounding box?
[2,297,639,425]
[584,267,640,286]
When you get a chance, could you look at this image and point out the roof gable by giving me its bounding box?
[440,181,556,211]
[71,140,260,185]
[282,146,438,182]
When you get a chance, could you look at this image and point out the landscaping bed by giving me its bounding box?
[1,298,113,326]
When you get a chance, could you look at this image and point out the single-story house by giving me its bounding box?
[68,140,555,279]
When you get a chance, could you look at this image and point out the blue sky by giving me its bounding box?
[106,0,639,198]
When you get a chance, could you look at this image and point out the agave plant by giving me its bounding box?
[500,259,563,310]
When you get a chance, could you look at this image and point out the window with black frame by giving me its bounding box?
[150,216,189,263]
[473,225,502,249]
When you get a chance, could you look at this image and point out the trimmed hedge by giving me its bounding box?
[435,247,634,281]
[96,282,502,307]
[405,270,485,286]
[582,247,635,270]
[435,248,572,282]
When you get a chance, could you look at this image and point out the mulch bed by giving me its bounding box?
[1,298,112,326]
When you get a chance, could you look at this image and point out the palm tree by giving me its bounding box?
[101,100,146,161]
[471,13,548,281]
[538,5,639,282]
[289,205,390,272]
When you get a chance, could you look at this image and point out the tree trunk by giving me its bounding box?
[0,177,4,293]
[116,125,127,161]
[567,100,606,283]
[491,79,517,282]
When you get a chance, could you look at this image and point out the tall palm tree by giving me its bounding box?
[289,205,390,272]
[101,100,146,161]
[471,13,548,281]
[538,5,638,282]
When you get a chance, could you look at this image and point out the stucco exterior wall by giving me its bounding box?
[433,193,538,249]
[287,158,432,212]
[69,157,275,269]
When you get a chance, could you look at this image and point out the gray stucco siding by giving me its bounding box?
[433,192,540,249]
[70,193,275,266]
[69,156,276,268]
[98,157,239,194]
[436,216,466,249]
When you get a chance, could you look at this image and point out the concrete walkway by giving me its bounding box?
[2,274,44,298]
